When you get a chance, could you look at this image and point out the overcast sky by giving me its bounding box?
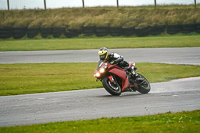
[0,0,199,10]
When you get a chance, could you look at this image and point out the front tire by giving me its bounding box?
[136,73,151,94]
[102,77,122,96]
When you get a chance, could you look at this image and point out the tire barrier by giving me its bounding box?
[182,24,196,34]
[197,23,200,33]
[0,23,199,39]
[135,26,151,37]
[53,27,66,38]
[167,25,182,35]
[27,27,40,38]
[0,27,12,39]
[82,26,96,36]
[41,27,52,38]
[13,27,27,39]
[96,27,109,37]
[109,27,122,36]
[151,25,165,35]
[65,28,82,38]
[122,27,135,36]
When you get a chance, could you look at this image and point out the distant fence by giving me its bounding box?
[2,0,198,10]
[0,24,200,39]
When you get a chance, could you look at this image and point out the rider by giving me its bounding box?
[98,47,136,84]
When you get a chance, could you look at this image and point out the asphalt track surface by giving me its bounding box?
[0,47,200,127]
[0,47,200,65]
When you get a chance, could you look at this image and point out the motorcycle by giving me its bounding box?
[94,60,150,96]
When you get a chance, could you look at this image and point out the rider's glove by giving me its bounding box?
[110,61,116,64]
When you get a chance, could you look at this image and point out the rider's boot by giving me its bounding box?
[126,66,135,78]
[126,66,136,84]
[127,66,142,84]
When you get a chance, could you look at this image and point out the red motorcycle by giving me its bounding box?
[94,60,150,96]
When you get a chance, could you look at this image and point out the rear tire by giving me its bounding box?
[136,73,151,94]
[102,77,121,96]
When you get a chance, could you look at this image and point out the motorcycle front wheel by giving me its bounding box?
[136,73,151,94]
[102,77,122,96]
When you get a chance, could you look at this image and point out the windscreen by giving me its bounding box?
[96,60,106,70]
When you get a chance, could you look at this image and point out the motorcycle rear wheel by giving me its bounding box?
[136,73,151,94]
[102,77,122,96]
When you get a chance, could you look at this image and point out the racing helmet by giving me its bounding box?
[98,47,109,60]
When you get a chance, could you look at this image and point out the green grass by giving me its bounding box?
[0,110,199,132]
[0,63,200,96]
[0,35,200,51]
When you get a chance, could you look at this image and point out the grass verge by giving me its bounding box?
[0,63,200,96]
[0,35,200,51]
[0,110,199,132]
[0,6,200,27]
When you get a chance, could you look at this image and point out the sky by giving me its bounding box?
[0,0,199,10]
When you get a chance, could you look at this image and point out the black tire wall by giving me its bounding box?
[53,27,66,38]
[109,27,122,36]
[151,25,165,35]
[0,23,199,39]
[27,27,40,38]
[122,27,135,36]
[83,26,96,36]
[197,23,200,33]
[167,25,182,34]
[65,28,82,38]
[0,27,12,39]
[96,27,109,37]
[182,24,196,34]
[13,27,27,39]
[41,27,52,38]
[135,26,151,37]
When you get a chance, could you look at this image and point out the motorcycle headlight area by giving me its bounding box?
[94,72,100,77]
[94,63,107,77]
[99,68,105,73]
[100,63,108,73]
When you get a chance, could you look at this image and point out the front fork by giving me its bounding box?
[108,75,118,86]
